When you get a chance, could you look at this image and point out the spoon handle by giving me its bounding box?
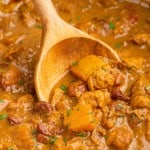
[34,0,60,26]
[34,0,83,57]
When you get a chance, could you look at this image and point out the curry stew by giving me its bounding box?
[0,0,150,150]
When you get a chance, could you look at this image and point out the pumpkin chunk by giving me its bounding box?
[71,55,105,81]
[63,103,97,132]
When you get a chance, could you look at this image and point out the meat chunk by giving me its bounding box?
[47,111,63,128]
[132,76,149,96]
[102,106,118,129]
[67,80,87,98]
[63,103,97,132]
[109,100,128,114]
[8,115,23,125]
[79,90,110,108]
[37,111,63,136]
[146,117,150,141]
[56,97,72,112]
[2,34,24,46]
[34,101,52,114]
[0,1,22,14]
[111,87,130,101]
[87,65,122,91]
[36,133,49,144]
[106,125,133,149]
[71,55,106,81]
[19,1,38,27]
[128,108,149,128]
[133,33,150,47]
[51,88,72,111]
[124,57,145,70]
[99,0,118,7]
[131,76,150,108]
[37,122,62,136]
[130,95,150,108]
[8,94,34,112]
[0,65,21,87]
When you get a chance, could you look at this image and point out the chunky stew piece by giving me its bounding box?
[71,55,106,81]
[64,103,97,132]
[106,125,133,149]
[0,0,150,149]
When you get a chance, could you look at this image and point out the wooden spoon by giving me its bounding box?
[33,0,121,102]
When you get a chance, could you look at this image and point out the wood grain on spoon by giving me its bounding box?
[33,0,121,102]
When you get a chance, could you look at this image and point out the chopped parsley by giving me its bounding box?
[104,135,109,139]
[65,124,70,130]
[76,132,87,137]
[18,79,24,85]
[109,22,116,29]
[146,85,150,91]
[87,112,93,115]
[63,138,67,145]
[118,114,125,118]
[31,130,37,135]
[115,17,120,21]
[68,18,73,23]
[0,99,5,103]
[49,136,57,145]
[67,109,71,117]
[76,15,81,21]
[90,119,96,123]
[127,65,136,70]
[71,61,78,66]
[60,85,68,91]
[7,148,14,150]
[115,43,122,48]
[0,114,7,120]
[35,24,42,29]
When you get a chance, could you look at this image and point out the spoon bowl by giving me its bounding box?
[33,0,121,102]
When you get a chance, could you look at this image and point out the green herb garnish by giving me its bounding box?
[60,85,68,91]
[18,79,24,85]
[109,22,116,29]
[76,15,81,21]
[0,99,5,103]
[71,61,78,66]
[104,135,109,139]
[76,132,87,137]
[90,119,96,123]
[115,43,122,48]
[146,85,150,91]
[118,114,125,118]
[127,65,136,70]
[115,17,120,21]
[0,114,7,120]
[35,24,42,29]
[68,19,73,23]
[31,130,37,135]
[87,112,93,115]
[7,148,14,150]
[67,109,71,117]
[49,136,57,145]
[63,138,67,145]
[65,124,70,130]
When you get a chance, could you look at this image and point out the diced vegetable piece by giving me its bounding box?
[130,95,150,108]
[71,55,105,81]
[64,103,97,132]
